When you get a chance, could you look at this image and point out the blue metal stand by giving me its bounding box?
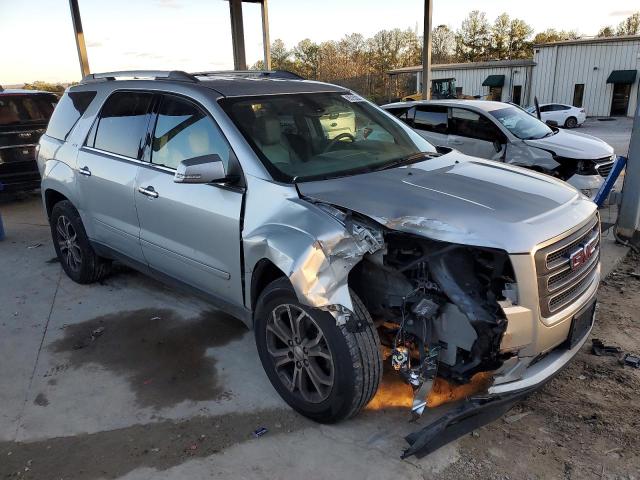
[594,156,627,208]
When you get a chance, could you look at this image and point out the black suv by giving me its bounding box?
[0,88,58,192]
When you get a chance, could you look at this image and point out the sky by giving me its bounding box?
[0,0,637,85]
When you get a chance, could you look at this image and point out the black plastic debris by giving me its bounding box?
[620,353,640,368]
[591,339,622,356]
[253,427,268,438]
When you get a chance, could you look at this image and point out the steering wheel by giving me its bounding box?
[323,132,356,153]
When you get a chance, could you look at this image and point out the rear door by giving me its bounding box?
[447,107,505,160]
[411,105,449,146]
[76,90,153,262]
[134,93,244,304]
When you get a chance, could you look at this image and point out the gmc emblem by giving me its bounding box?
[569,239,597,270]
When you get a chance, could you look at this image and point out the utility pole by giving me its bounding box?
[421,0,432,99]
[68,0,90,78]
[616,103,640,241]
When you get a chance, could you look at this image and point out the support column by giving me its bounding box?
[229,0,247,70]
[261,0,271,70]
[421,0,432,100]
[68,0,90,78]
[616,104,640,240]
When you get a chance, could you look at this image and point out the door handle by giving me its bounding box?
[138,185,159,198]
[78,166,91,176]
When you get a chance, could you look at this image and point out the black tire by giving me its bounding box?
[565,116,578,128]
[50,200,111,284]
[254,278,382,423]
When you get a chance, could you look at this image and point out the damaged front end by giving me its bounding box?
[350,229,515,415]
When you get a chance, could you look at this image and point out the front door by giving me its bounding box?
[512,85,522,105]
[135,94,244,304]
[611,84,631,116]
[76,91,154,262]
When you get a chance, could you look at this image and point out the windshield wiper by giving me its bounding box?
[372,151,435,172]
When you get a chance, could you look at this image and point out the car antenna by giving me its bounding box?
[292,175,303,196]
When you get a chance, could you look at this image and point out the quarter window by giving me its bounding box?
[151,95,231,170]
[91,92,153,159]
[414,106,448,134]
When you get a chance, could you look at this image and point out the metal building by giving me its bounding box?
[390,59,536,104]
[531,35,639,117]
[389,35,640,117]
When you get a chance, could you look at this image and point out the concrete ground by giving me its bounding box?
[579,117,632,156]
[0,118,632,479]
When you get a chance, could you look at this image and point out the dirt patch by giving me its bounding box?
[32,393,48,407]
[49,308,247,409]
[440,251,640,479]
[0,409,310,480]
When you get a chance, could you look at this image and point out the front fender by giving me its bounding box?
[243,178,383,319]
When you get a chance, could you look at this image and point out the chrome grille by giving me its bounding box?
[595,160,614,178]
[535,216,600,317]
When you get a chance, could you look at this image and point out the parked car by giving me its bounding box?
[0,88,58,192]
[525,103,586,128]
[38,71,600,456]
[382,99,613,198]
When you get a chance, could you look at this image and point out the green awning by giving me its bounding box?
[606,70,637,84]
[482,75,505,87]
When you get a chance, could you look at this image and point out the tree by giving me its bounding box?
[490,13,511,59]
[533,29,580,44]
[597,26,615,37]
[431,25,455,63]
[616,12,640,36]
[455,11,491,62]
[22,81,66,93]
[292,39,320,79]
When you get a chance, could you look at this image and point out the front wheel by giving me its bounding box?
[254,278,382,423]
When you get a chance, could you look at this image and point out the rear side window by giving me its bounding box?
[414,106,448,134]
[46,91,95,140]
[450,108,503,143]
[91,92,153,159]
[1,94,58,126]
[151,95,231,170]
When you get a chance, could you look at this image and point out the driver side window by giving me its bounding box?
[151,95,231,170]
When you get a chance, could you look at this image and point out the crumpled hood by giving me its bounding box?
[298,153,597,253]
[524,128,613,160]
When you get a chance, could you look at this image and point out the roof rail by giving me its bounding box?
[80,70,199,84]
[192,70,304,80]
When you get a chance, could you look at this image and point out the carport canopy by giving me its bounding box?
[606,70,637,84]
[482,75,505,87]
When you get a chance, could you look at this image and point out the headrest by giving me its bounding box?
[254,116,282,146]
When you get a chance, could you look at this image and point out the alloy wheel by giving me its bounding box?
[56,215,82,272]
[265,304,335,403]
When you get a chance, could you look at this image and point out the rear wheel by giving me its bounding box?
[50,200,111,284]
[565,116,578,128]
[254,278,382,423]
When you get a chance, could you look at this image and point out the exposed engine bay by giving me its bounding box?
[346,213,517,414]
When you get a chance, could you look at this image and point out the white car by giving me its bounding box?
[526,103,586,129]
[382,100,614,199]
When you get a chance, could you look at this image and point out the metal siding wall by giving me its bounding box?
[532,40,639,116]
[431,66,528,101]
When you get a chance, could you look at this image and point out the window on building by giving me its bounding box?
[512,85,522,105]
[455,87,463,98]
[489,86,502,101]
[92,92,154,159]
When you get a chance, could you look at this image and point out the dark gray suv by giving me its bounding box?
[38,70,600,456]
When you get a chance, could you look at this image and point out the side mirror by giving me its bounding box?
[493,140,503,153]
[174,154,227,184]
[545,120,558,127]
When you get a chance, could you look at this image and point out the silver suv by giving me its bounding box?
[38,70,600,456]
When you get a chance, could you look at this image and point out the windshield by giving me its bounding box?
[489,106,553,140]
[220,92,436,182]
[0,94,57,126]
